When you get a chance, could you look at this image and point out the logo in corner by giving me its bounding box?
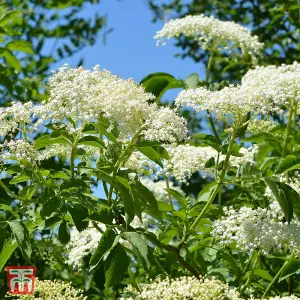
[6,266,36,294]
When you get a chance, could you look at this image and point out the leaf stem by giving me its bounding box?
[165,177,174,210]
[128,267,141,293]
[179,128,236,246]
[282,102,294,157]
[70,129,84,178]
[107,127,144,206]
[240,250,260,294]
[0,180,25,202]
[262,259,288,298]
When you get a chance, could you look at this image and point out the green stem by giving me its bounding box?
[205,51,221,145]
[128,267,141,293]
[240,251,260,294]
[70,131,82,178]
[282,103,294,157]
[262,259,289,298]
[107,127,144,206]
[92,221,104,234]
[165,177,174,210]
[179,128,236,246]
[0,180,25,202]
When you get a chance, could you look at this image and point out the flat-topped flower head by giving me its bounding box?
[154,14,263,60]
[42,65,188,143]
[211,202,300,255]
[175,62,300,126]
[121,276,241,300]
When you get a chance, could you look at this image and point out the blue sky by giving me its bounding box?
[63,0,205,83]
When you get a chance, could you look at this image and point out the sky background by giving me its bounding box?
[60,0,205,83]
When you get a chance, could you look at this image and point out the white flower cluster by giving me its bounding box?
[140,177,185,201]
[126,144,217,183]
[17,278,87,300]
[247,119,278,134]
[41,65,187,142]
[224,146,258,168]
[165,145,217,183]
[0,140,36,165]
[242,62,300,106]
[66,222,105,269]
[154,14,263,60]
[0,101,34,137]
[211,202,300,255]
[175,62,299,124]
[121,276,241,300]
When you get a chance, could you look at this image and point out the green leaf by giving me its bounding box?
[9,174,30,184]
[58,220,70,244]
[197,182,218,202]
[279,258,300,282]
[40,196,62,219]
[193,134,221,151]
[7,221,31,261]
[219,251,241,278]
[0,239,18,271]
[68,204,89,231]
[0,74,13,92]
[131,179,158,211]
[137,146,163,167]
[6,40,34,54]
[243,133,282,151]
[3,49,21,70]
[50,171,69,180]
[119,185,134,224]
[104,243,129,288]
[121,232,152,270]
[78,136,105,149]
[34,134,71,150]
[279,183,300,221]
[183,73,199,89]
[276,155,300,174]
[265,178,293,222]
[140,72,182,101]
[254,269,273,281]
[89,204,113,224]
[90,230,116,271]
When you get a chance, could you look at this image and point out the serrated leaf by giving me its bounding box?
[0,239,18,271]
[34,134,71,150]
[7,221,31,261]
[254,269,273,281]
[265,178,293,222]
[137,146,163,167]
[6,40,34,54]
[68,204,89,231]
[90,230,117,271]
[183,73,199,89]
[276,155,300,174]
[78,136,105,149]
[122,232,152,270]
[50,171,69,180]
[197,182,218,202]
[9,174,30,184]
[40,196,62,219]
[104,243,129,288]
[88,204,113,224]
[119,185,134,224]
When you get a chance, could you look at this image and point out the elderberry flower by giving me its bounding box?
[165,144,217,183]
[16,278,87,300]
[211,202,300,255]
[0,101,34,136]
[66,222,105,269]
[140,177,185,201]
[121,276,241,300]
[0,140,37,165]
[247,119,278,134]
[155,14,263,61]
[126,144,217,183]
[242,62,300,107]
[42,65,188,143]
[175,62,299,125]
